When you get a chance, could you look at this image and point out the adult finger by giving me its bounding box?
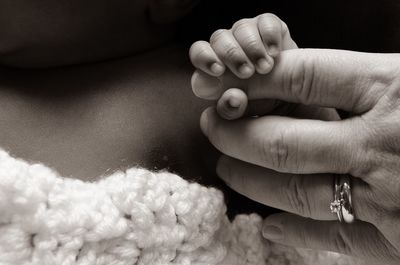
[217,155,375,223]
[195,49,397,113]
[262,213,400,265]
[191,69,245,100]
[246,49,397,113]
[246,102,340,121]
[201,107,367,175]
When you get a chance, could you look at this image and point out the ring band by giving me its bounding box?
[330,176,343,222]
[340,176,355,223]
[330,175,355,223]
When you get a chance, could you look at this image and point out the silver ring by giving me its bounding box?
[340,175,355,223]
[330,176,343,222]
[330,175,355,223]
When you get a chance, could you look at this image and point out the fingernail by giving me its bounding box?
[210,62,224,75]
[191,71,221,100]
[218,97,242,120]
[256,58,272,74]
[262,225,283,241]
[200,109,209,136]
[238,63,253,77]
[268,45,279,57]
[228,96,241,108]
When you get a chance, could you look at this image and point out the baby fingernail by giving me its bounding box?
[228,96,241,108]
[262,225,283,240]
[191,71,221,100]
[210,62,225,75]
[238,64,253,77]
[257,58,272,73]
[268,45,279,57]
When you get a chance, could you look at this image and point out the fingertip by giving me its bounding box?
[257,14,283,58]
[238,63,255,79]
[188,40,202,58]
[190,40,225,77]
[262,224,283,241]
[268,44,280,57]
[256,56,274,74]
[228,96,242,108]
[200,110,208,136]
[200,107,215,136]
[217,88,248,120]
[210,62,225,76]
[191,70,222,100]
[209,28,256,79]
[262,213,287,241]
[217,101,241,120]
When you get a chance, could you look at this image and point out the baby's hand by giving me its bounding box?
[190,13,297,120]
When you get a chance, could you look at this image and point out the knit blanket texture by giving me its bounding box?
[0,149,366,265]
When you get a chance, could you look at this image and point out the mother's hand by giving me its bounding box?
[200,49,400,264]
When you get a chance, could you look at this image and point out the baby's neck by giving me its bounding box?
[0,44,214,182]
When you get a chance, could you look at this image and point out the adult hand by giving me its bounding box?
[199,49,400,264]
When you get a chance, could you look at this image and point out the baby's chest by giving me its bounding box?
[0,73,273,217]
[0,80,210,182]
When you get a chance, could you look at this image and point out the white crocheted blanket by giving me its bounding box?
[0,149,365,265]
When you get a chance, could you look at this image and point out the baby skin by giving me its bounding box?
[190,13,339,123]
[190,13,297,121]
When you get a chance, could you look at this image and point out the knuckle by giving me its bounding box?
[222,45,241,61]
[354,123,380,177]
[349,115,400,178]
[242,38,262,54]
[285,56,318,105]
[210,29,228,45]
[284,175,312,217]
[261,128,292,171]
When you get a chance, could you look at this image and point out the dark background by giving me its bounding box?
[180,0,400,53]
